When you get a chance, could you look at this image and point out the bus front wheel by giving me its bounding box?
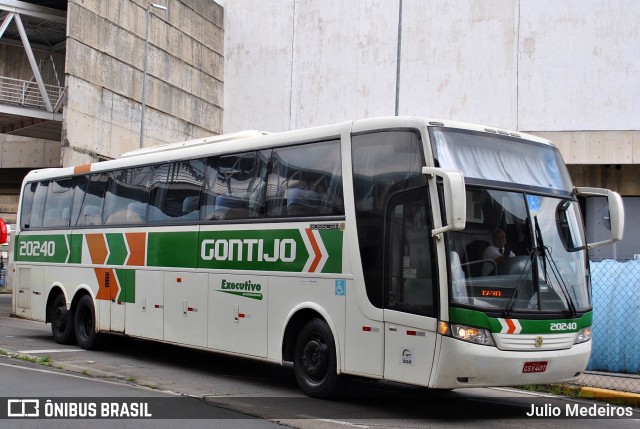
[74,295,98,350]
[50,293,75,345]
[293,318,343,398]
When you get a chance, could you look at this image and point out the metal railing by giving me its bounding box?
[0,76,64,112]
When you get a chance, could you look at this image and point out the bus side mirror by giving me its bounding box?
[576,187,625,249]
[422,167,466,236]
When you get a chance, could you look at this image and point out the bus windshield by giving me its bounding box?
[448,188,589,315]
[431,127,573,195]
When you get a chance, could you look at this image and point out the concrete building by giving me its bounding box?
[222,0,639,259]
[1,0,638,258]
[0,0,223,223]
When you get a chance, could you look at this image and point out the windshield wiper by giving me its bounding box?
[533,216,578,317]
[504,216,578,317]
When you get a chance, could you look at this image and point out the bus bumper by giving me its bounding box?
[430,336,591,389]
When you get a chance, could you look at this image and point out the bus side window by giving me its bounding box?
[27,181,49,229]
[103,167,152,225]
[70,176,87,227]
[43,179,75,227]
[146,163,171,222]
[201,156,219,220]
[174,159,205,220]
[148,159,204,223]
[20,182,37,230]
[266,140,343,217]
[202,151,269,221]
[75,174,107,227]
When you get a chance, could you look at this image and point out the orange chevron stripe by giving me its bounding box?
[505,319,516,334]
[86,234,118,301]
[94,268,119,301]
[86,233,108,264]
[125,232,146,266]
[305,229,322,273]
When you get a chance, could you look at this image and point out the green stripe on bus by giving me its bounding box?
[115,269,136,304]
[147,231,199,269]
[195,228,343,273]
[68,234,82,264]
[449,307,592,334]
[219,290,263,301]
[106,233,127,266]
[14,228,344,274]
[319,229,343,274]
[196,229,308,272]
[14,234,69,263]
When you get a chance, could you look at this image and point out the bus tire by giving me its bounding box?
[293,318,343,398]
[74,295,98,350]
[50,293,75,345]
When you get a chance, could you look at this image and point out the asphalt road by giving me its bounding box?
[0,293,638,428]
[0,360,286,429]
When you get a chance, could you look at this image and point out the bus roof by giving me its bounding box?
[20,116,554,184]
[120,130,270,158]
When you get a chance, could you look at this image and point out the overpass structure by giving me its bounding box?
[1,0,65,223]
[0,0,224,224]
[1,0,65,135]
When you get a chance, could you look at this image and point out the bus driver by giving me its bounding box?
[482,228,515,275]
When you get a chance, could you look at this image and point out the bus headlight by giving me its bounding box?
[440,322,495,346]
[574,327,592,344]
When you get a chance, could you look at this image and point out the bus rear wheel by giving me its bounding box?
[50,293,75,345]
[293,318,343,398]
[74,295,98,350]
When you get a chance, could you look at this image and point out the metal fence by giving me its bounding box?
[577,259,640,393]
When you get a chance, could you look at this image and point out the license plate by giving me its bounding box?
[523,361,548,373]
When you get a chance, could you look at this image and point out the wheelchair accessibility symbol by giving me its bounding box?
[335,279,346,296]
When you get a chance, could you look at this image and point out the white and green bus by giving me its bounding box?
[5,117,624,397]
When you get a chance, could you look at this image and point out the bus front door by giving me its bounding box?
[383,188,438,386]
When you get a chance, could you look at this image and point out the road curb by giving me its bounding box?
[578,386,640,407]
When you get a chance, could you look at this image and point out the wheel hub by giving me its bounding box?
[53,307,67,332]
[302,338,328,381]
